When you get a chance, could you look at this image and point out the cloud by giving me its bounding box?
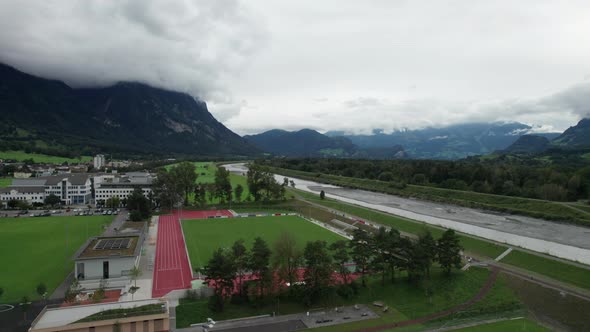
[227,81,590,135]
[0,0,268,120]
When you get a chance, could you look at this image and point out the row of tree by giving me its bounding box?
[203,227,462,312]
[152,163,287,210]
[263,158,590,201]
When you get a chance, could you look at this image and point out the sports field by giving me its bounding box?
[182,215,344,269]
[0,216,112,303]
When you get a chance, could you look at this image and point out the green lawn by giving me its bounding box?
[0,178,11,188]
[177,267,521,330]
[292,189,590,291]
[0,150,91,164]
[501,251,590,290]
[0,216,112,303]
[450,318,549,331]
[182,216,345,270]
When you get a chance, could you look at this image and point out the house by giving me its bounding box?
[29,299,169,332]
[72,222,146,290]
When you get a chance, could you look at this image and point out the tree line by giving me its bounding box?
[262,158,590,202]
[203,227,462,312]
[152,162,286,210]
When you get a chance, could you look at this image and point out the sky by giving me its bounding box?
[1,0,589,135]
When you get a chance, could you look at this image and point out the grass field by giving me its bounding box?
[0,178,11,188]
[182,215,344,269]
[176,267,521,330]
[292,189,590,291]
[450,318,549,331]
[501,250,590,290]
[0,150,91,164]
[0,216,112,303]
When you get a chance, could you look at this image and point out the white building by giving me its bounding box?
[0,174,93,206]
[94,172,154,204]
[73,230,145,288]
[93,154,106,170]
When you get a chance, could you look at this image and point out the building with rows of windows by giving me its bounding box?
[0,172,154,207]
[0,174,93,206]
[93,172,154,204]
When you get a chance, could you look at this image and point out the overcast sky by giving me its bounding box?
[1,1,589,135]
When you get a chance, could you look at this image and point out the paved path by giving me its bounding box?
[152,214,193,298]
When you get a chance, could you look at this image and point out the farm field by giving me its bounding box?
[182,215,344,270]
[0,177,11,188]
[292,189,590,291]
[0,216,112,303]
[0,150,91,164]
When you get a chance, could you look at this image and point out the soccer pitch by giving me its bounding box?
[182,215,345,270]
[0,216,112,303]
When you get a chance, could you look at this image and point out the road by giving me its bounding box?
[222,163,590,265]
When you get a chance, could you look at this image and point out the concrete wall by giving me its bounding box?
[76,257,136,280]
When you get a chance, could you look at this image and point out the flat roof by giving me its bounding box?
[31,299,167,330]
[73,234,142,260]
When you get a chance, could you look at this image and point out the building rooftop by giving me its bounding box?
[73,234,143,260]
[30,299,167,330]
[0,186,46,193]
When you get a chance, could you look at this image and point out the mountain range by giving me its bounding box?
[0,63,258,158]
[244,129,406,159]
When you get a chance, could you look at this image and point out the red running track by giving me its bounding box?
[152,215,193,298]
[173,209,234,219]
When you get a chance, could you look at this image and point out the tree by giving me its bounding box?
[106,197,120,209]
[234,184,244,203]
[249,237,272,299]
[272,232,302,293]
[247,164,285,201]
[290,180,295,188]
[152,168,182,210]
[7,199,19,209]
[303,241,333,305]
[36,282,47,300]
[129,266,142,300]
[170,162,197,205]
[231,239,249,297]
[44,194,61,207]
[437,229,463,275]
[204,248,236,312]
[319,190,325,200]
[371,227,390,285]
[194,184,207,207]
[418,231,437,278]
[329,240,350,284]
[214,167,232,203]
[64,279,83,303]
[127,188,151,220]
[0,287,3,300]
[349,229,372,287]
